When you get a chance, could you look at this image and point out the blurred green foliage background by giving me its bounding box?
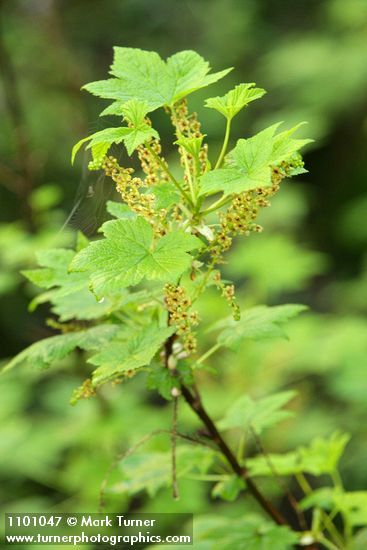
[0,0,366,542]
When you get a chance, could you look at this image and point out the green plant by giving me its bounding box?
[4,48,367,549]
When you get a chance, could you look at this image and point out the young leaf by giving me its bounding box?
[70,217,202,297]
[299,487,335,511]
[3,325,120,371]
[297,432,350,476]
[205,83,266,120]
[248,452,303,478]
[71,127,129,164]
[72,124,158,163]
[88,324,175,386]
[210,304,308,349]
[90,142,110,166]
[228,123,280,169]
[83,48,231,112]
[199,124,279,197]
[120,99,150,126]
[218,391,297,434]
[175,135,206,160]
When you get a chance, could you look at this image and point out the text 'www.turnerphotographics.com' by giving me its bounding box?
[4,513,193,546]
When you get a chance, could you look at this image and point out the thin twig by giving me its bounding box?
[98,429,164,513]
[98,428,209,512]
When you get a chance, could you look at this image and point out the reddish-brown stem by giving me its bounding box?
[179,383,286,525]
[179,383,320,549]
[163,322,319,547]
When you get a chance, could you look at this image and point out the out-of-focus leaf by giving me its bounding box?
[3,325,120,371]
[225,234,327,294]
[218,391,296,434]
[301,488,367,527]
[24,248,123,321]
[88,324,175,386]
[211,475,245,501]
[247,432,350,477]
[110,446,218,498]
[210,304,308,349]
[151,515,298,549]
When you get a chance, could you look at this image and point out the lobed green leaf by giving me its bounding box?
[200,123,312,198]
[70,217,202,298]
[3,325,120,371]
[88,323,175,386]
[83,47,232,113]
[218,391,297,434]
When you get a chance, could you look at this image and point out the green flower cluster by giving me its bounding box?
[164,283,199,354]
